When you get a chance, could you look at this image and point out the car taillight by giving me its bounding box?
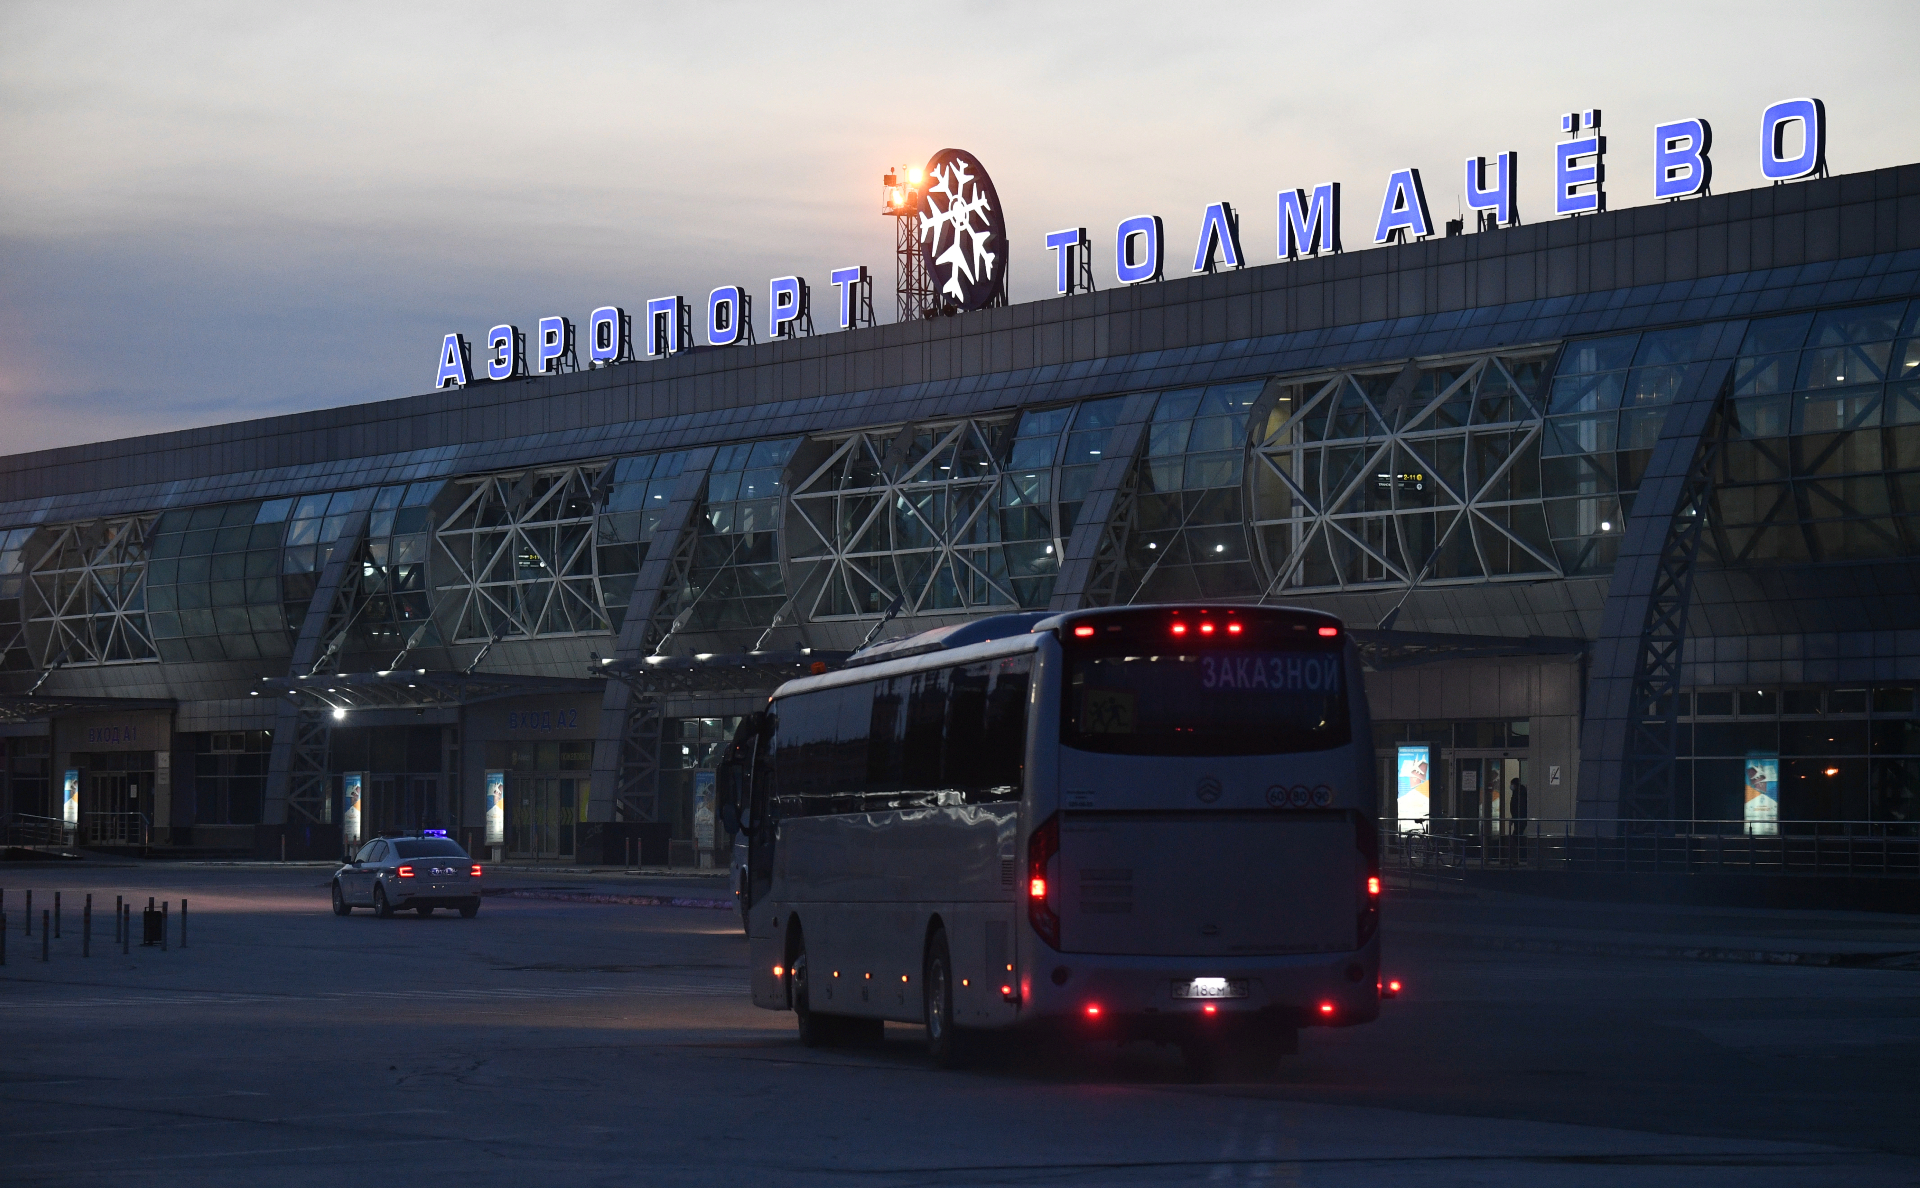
[471,864,483,877]
[397,865,414,878]
[1028,813,1060,949]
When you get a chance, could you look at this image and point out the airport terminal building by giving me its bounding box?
[3,161,1918,861]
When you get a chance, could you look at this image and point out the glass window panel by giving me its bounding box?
[1729,395,1791,438]
[1738,311,1813,357]
[1015,406,1072,438]
[1558,335,1639,374]
[1807,302,1906,347]
[1733,352,1798,396]
[1799,342,1892,389]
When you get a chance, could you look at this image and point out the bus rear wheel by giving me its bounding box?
[792,948,835,1048]
[924,928,970,1068]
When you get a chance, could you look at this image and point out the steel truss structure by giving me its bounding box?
[1251,351,1562,597]
[436,464,612,642]
[785,419,1053,619]
[23,515,158,667]
[1620,399,1727,821]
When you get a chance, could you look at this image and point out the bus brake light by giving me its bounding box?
[1199,621,1215,635]
[1226,622,1242,634]
[1073,624,1095,637]
[1085,1004,1102,1017]
[1170,622,1188,636]
[1368,876,1381,896]
[1318,626,1339,637]
[1028,814,1061,948]
[1319,1002,1335,1016]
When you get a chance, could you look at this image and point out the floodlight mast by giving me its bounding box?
[883,162,934,322]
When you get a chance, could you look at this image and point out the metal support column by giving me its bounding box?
[1049,392,1158,610]
[589,448,717,823]
[1576,328,1744,822]
[263,510,372,827]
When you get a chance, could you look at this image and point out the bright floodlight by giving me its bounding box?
[331,707,347,721]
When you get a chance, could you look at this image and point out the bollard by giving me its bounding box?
[1,912,6,965]
[83,895,91,958]
[55,891,61,939]
[181,898,188,948]
[281,835,287,862]
[161,901,169,952]
[115,895,123,944]
[121,903,129,955]
[42,910,49,961]
[25,890,30,936]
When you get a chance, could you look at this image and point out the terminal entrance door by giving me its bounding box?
[1453,754,1527,835]
[508,776,578,860]
[76,752,155,845]
[366,776,444,836]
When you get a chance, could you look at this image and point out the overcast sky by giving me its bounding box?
[2,0,1916,454]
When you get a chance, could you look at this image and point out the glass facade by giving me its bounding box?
[1704,299,1920,564]
[0,301,1912,754]
[685,440,794,634]
[189,730,273,825]
[1680,686,1919,828]
[437,466,608,641]
[0,526,31,672]
[1252,351,1557,594]
[24,515,157,665]
[148,501,290,663]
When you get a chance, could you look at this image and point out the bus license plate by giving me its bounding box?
[1172,978,1248,1000]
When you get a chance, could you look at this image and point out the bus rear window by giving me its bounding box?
[1063,647,1350,757]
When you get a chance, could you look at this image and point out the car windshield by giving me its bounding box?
[390,838,468,858]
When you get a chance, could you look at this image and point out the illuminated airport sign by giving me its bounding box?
[435,97,1829,387]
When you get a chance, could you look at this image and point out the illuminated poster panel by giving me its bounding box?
[342,772,364,847]
[485,771,506,846]
[1396,746,1430,830]
[62,769,79,833]
[1744,752,1779,836]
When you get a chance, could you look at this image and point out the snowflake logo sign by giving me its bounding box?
[917,148,1008,313]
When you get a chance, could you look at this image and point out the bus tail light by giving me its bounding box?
[1356,814,1381,947]
[1318,625,1339,637]
[1226,621,1242,635]
[1319,1001,1335,1017]
[396,865,414,879]
[1170,621,1188,636]
[1073,624,1095,637]
[1199,621,1215,635]
[1028,813,1060,949]
[1084,1003,1102,1018]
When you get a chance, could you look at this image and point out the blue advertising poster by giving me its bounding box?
[1396,745,1430,830]
[1744,752,1779,836]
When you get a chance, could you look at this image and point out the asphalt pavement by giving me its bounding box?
[0,859,1915,1186]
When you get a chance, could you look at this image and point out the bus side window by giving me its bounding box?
[902,669,949,791]
[948,657,1031,803]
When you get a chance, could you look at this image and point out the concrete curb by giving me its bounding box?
[1434,932,1920,969]
[484,888,734,910]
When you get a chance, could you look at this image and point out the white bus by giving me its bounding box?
[730,604,1382,1072]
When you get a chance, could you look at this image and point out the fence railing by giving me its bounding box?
[5,813,73,848]
[82,812,151,847]
[1382,817,1920,879]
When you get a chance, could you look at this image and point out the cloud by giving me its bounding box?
[2,0,1916,453]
